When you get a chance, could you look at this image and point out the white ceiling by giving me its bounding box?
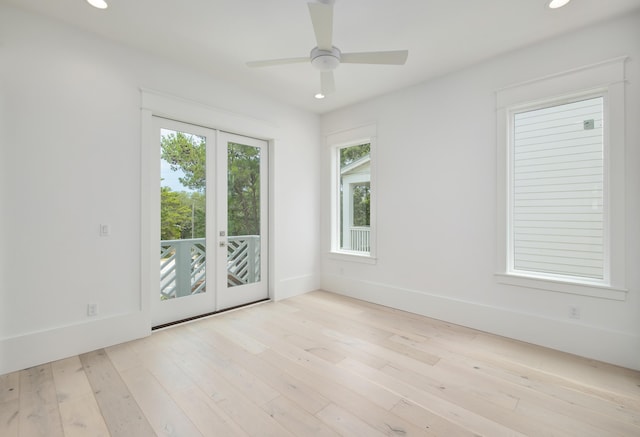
[5,0,640,113]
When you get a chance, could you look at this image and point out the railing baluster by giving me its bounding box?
[174,241,191,297]
[349,226,370,252]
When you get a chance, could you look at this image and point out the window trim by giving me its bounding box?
[327,124,377,262]
[496,58,627,300]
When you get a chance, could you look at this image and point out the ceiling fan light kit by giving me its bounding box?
[247,1,409,99]
[311,47,341,72]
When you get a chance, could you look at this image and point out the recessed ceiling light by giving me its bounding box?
[314,93,325,100]
[548,0,571,9]
[87,0,108,9]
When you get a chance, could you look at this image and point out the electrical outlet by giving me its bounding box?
[87,303,99,317]
[569,305,580,319]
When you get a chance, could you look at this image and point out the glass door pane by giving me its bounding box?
[160,128,207,299]
[227,142,261,287]
[217,132,268,310]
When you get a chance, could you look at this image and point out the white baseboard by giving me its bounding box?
[0,312,150,375]
[321,274,640,371]
[273,274,320,301]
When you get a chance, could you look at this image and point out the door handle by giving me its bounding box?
[219,241,226,247]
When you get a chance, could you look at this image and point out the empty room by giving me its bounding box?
[1,0,639,435]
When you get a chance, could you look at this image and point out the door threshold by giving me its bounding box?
[152,298,270,331]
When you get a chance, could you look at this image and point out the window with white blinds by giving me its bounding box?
[512,96,604,280]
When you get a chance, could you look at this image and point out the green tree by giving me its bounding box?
[188,191,206,238]
[160,131,207,241]
[160,135,261,238]
[228,143,260,236]
[161,132,206,191]
[352,184,370,226]
[340,143,370,168]
[160,187,192,240]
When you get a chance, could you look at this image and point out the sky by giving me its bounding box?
[161,158,194,193]
[160,127,200,193]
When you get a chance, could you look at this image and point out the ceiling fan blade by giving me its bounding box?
[321,71,335,95]
[308,2,333,51]
[246,57,309,68]
[341,50,409,65]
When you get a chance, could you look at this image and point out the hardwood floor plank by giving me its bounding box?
[256,346,429,436]
[0,371,19,403]
[167,345,297,436]
[119,365,204,436]
[339,358,529,436]
[168,385,251,437]
[381,358,603,436]
[120,335,250,436]
[0,371,19,437]
[470,341,640,411]
[390,398,477,437]
[165,324,282,408]
[188,323,332,415]
[0,398,19,437]
[264,395,341,437]
[104,341,143,373]
[250,302,400,369]
[316,403,389,437]
[79,349,155,437]
[284,296,443,367]
[51,356,111,437]
[227,309,405,411]
[439,354,640,430]
[18,364,64,437]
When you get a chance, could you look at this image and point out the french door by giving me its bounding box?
[152,117,268,326]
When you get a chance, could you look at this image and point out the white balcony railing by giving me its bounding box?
[160,238,206,300]
[160,235,260,299]
[227,235,260,287]
[348,226,370,252]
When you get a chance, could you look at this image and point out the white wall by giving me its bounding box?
[0,4,321,375]
[321,11,640,370]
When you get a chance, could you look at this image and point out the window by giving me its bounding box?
[512,96,604,281]
[496,58,627,300]
[339,143,371,253]
[328,124,376,261]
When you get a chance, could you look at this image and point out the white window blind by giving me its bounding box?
[512,96,604,280]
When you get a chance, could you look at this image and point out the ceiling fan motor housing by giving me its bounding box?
[311,46,341,71]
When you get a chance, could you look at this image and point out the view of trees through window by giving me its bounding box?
[160,131,260,241]
[340,143,371,227]
[161,131,206,241]
[227,143,261,236]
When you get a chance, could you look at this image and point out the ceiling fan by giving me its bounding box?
[246,0,409,98]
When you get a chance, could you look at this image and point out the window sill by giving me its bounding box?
[495,272,627,301]
[328,251,377,264]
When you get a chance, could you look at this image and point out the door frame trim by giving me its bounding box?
[141,88,277,327]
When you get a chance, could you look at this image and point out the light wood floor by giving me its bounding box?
[2,291,639,436]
